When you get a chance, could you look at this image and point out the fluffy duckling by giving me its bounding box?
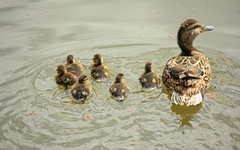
[162,19,214,106]
[90,54,110,81]
[55,65,77,86]
[139,62,160,90]
[71,74,92,102]
[109,73,129,100]
[65,55,84,76]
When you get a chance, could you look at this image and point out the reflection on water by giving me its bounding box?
[171,103,202,127]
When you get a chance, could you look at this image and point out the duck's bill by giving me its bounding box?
[202,25,215,32]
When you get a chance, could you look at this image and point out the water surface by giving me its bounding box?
[0,0,240,149]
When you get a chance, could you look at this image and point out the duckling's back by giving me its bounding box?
[55,73,77,86]
[139,72,160,89]
[66,63,84,76]
[91,65,109,80]
[71,84,91,101]
[109,83,129,100]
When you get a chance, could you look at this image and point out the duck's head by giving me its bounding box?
[56,65,65,76]
[78,74,89,83]
[93,54,103,65]
[115,73,125,83]
[145,62,153,73]
[177,19,214,55]
[67,55,75,64]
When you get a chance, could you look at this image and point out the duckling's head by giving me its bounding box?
[78,74,89,83]
[56,65,65,76]
[115,73,125,83]
[177,19,214,55]
[67,55,75,64]
[145,62,153,73]
[93,54,103,65]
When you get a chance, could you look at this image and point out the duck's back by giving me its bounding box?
[139,72,160,89]
[162,51,211,97]
[91,64,109,79]
[109,83,129,98]
[66,63,83,76]
[71,84,91,100]
[55,74,77,86]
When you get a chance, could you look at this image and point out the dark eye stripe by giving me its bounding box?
[189,25,201,31]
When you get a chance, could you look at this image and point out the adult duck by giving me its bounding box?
[162,19,214,106]
[90,54,110,82]
[65,55,84,76]
[139,62,160,90]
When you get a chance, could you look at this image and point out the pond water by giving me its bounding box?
[0,0,240,149]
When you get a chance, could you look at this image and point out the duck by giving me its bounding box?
[55,65,77,86]
[65,55,84,76]
[90,54,110,82]
[71,74,92,102]
[162,19,214,106]
[139,62,160,90]
[109,73,129,100]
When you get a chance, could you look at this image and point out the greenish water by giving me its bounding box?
[0,0,240,149]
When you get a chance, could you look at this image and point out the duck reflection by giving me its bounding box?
[171,103,202,127]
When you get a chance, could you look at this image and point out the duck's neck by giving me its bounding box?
[177,32,198,56]
[115,80,121,83]
[94,63,102,67]
[79,81,88,84]
[59,72,64,77]
[145,69,152,74]
[178,40,198,56]
[97,59,103,66]
[115,79,124,84]
[67,59,75,65]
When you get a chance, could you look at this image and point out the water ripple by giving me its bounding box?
[1,45,240,149]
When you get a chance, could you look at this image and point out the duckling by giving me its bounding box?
[90,54,110,81]
[139,62,160,90]
[71,74,92,102]
[162,19,214,106]
[109,73,129,100]
[65,55,84,76]
[55,65,77,86]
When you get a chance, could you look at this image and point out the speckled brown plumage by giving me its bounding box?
[139,62,160,90]
[55,65,77,86]
[109,73,129,100]
[71,74,92,102]
[90,54,110,82]
[65,55,84,76]
[162,19,214,106]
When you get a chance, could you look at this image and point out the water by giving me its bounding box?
[0,0,240,149]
